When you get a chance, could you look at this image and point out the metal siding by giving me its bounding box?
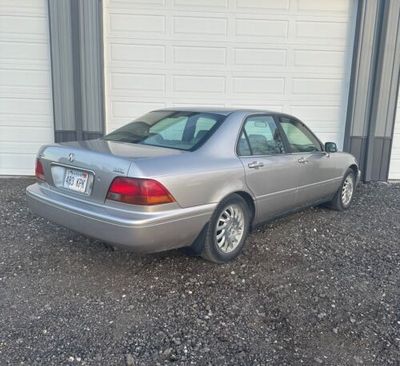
[344,0,380,144]
[48,0,105,143]
[344,0,400,181]
[79,0,105,135]
[366,0,400,181]
[48,0,76,132]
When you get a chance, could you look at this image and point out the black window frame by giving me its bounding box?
[236,113,287,157]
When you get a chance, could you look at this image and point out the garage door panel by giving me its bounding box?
[174,0,228,9]
[234,48,286,66]
[293,78,344,95]
[0,0,53,175]
[0,69,51,101]
[0,152,46,175]
[111,43,166,64]
[290,105,342,121]
[108,101,167,131]
[390,160,400,180]
[173,75,225,94]
[104,0,356,147]
[0,115,52,128]
[111,73,166,93]
[0,142,47,155]
[296,21,350,40]
[110,14,166,34]
[0,16,48,36]
[234,103,284,112]
[294,50,347,68]
[172,102,226,108]
[235,0,290,11]
[174,16,227,37]
[109,0,166,8]
[232,77,285,96]
[173,46,227,65]
[389,104,400,179]
[0,126,53,143]
[235,19,288,38]
[0,98,52,116]
[112,101,167,119]
[1,0,48,15]
[298,0,353,14]
[0,69,51,88]
[0,41,49,63]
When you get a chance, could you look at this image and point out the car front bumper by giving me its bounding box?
[26,183,215,253]
[356,169,362,186]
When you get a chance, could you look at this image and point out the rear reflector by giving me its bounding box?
[107,177,175,205]
[35,159,45,181]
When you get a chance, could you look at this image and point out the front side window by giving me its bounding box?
[237,115,285,156]
[279,117,322,153]
[104,111,225,151]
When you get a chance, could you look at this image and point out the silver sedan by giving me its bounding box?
[27,108,361,263]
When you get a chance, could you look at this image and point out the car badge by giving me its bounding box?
[113,167,125,174]
[68,153,75,162]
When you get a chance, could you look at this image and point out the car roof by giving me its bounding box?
[153,107,280,116]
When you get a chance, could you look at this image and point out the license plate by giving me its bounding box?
[63,169,89,193]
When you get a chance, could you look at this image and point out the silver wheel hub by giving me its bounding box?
[341,175,354,206]
[215,204,245,253]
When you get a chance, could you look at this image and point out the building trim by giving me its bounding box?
[70,0,83,141]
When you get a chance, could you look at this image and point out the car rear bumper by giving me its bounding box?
[26,183,215,253]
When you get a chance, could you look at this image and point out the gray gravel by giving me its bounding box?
[1,178,400,365]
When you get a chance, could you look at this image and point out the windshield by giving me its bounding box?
[104,111,225,151]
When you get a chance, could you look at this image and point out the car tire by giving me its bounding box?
[328,168,356,211]
[193,194,251,264]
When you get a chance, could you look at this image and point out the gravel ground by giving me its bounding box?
[1,178,400,365]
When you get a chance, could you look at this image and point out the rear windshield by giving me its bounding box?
[103,111,225,151]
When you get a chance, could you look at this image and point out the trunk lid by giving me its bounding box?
[39,139,182,203]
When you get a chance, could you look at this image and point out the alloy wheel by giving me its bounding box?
[215,204,245,253]
[341,175,354,206]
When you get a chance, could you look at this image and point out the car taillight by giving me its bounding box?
[35,159,45,181]
[107,177,175,205]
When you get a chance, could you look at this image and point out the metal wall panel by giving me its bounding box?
[344,0,400,181]
[48,0,104,142]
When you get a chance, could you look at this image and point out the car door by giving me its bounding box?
[278,116,342,206]
[238,114,300,223]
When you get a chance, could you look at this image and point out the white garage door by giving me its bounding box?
[0,0,53,175]
[389,99,400,180]
[103,0,356,147]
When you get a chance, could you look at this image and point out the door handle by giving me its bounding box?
[298,157,309,164]
[248,161,264,169]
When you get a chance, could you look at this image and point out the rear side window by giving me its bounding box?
[279,117,322,152]
[194,117,218,143]
[104,111,225,151]
[237,115,285,156]
[149,117,186,140]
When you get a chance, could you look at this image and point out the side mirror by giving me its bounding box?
[325,142,337,153]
